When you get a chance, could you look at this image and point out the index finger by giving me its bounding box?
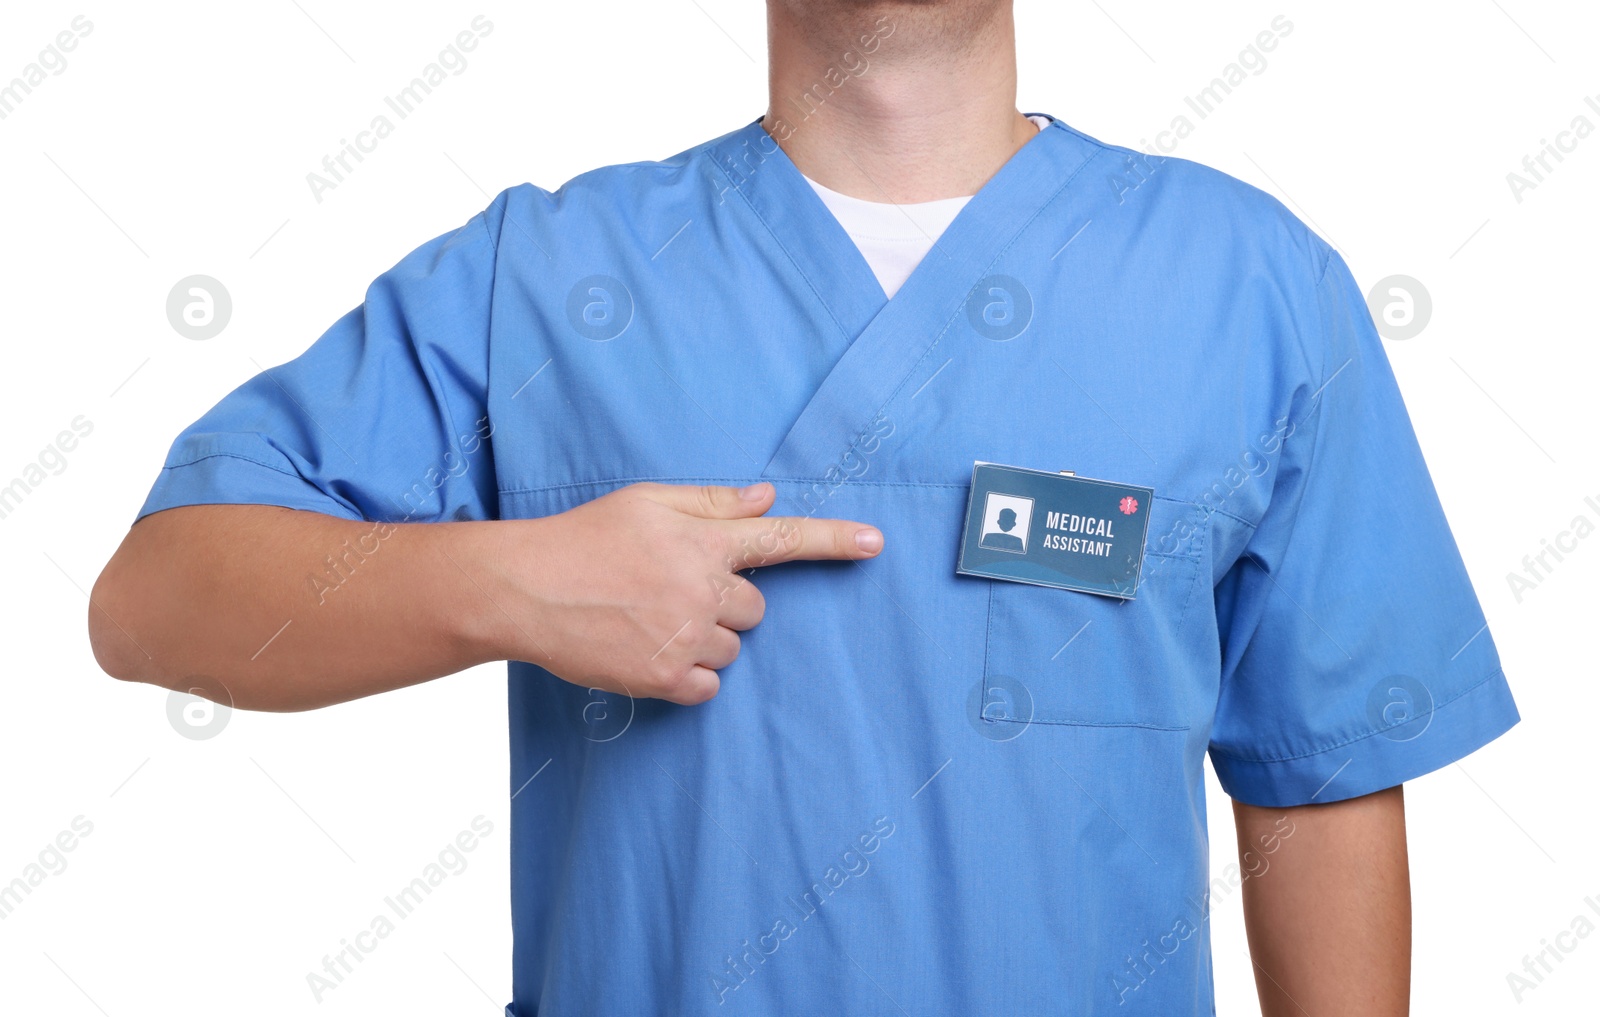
[718,515,883,569]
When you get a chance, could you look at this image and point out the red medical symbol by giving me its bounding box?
[1119,496,1139,515]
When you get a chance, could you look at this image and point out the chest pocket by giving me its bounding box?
[979,497,1206,732]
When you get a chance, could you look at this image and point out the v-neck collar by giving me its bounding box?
[706,114,1102,487]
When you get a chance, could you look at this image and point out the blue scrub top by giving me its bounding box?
[138,115,1519,1015]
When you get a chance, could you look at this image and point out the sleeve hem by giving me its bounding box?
[1210,667,1519,807]
[137,452,363,524]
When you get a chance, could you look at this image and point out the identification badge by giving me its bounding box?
[956,462,1154,599]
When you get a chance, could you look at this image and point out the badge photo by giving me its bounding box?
[956,462,1154,599]
[978,491,1034,554]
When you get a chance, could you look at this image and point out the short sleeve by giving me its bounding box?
[137,197,506,526]
[1207,247,1519,807]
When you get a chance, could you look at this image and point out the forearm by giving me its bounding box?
[1234,786,1411,1016]
[90,504,516,711]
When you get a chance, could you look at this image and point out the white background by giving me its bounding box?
[1,1,1595,1014]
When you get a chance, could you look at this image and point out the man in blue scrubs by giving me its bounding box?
[91,2,1517,1013]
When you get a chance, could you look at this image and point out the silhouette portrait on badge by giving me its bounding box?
[981,507,1027,552]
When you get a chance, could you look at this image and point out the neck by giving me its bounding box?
[762,2,1035,203]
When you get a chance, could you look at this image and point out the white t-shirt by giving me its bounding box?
[804,114,1051,298]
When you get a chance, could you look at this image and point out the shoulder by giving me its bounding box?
[467,134,730,264]
[1050,119,1334,285]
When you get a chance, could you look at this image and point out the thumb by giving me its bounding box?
[643,482,777,520]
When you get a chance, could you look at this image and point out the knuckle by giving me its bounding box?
[655,660,693,699]
[672,668,718,705]
[694,523,730,562]
[711,571,741,607]
[725,533,755,570]
[697,581,726,616]
[687,674,720,705]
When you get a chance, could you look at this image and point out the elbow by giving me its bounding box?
[88,557,153,685]
[88,563,253,713]
[88,553,306,713]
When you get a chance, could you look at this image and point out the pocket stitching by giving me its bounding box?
[982,545,1202,732]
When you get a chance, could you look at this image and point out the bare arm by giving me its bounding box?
[1234,786,1410,1017]
[89,483,881,711]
